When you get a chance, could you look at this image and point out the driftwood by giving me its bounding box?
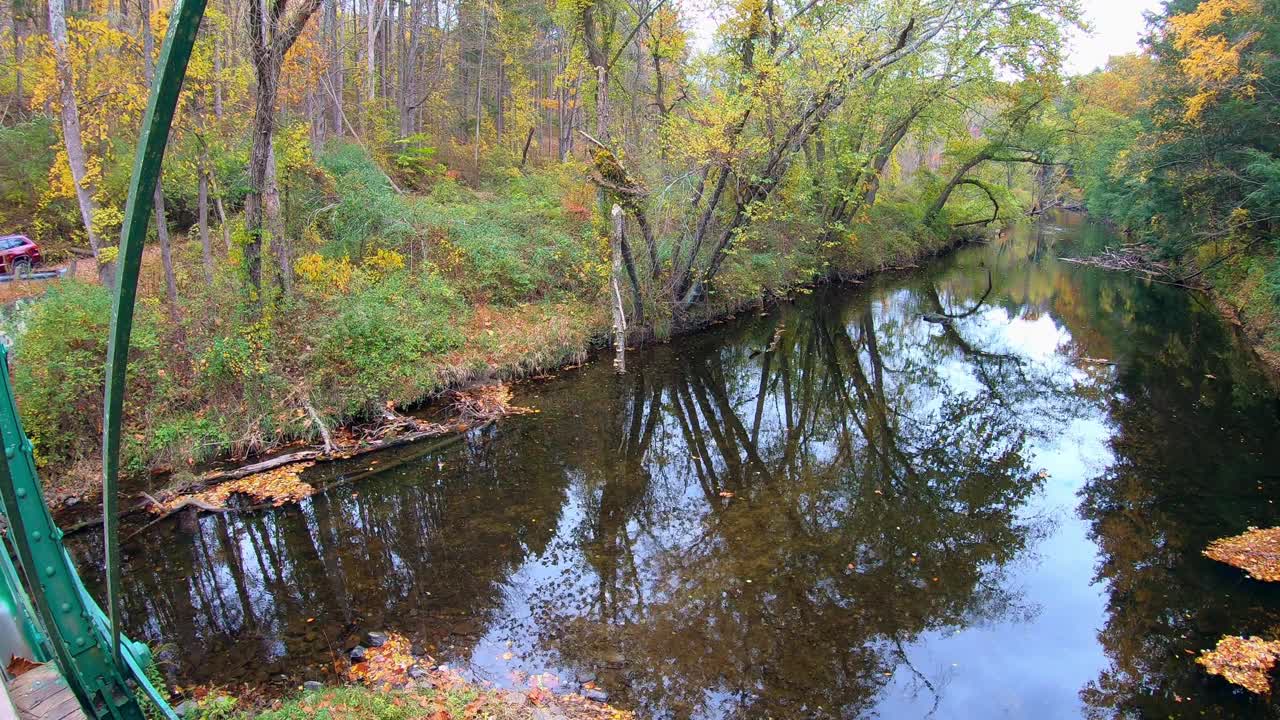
[64,384,532,542]
[1059,246,1204,290]
[125,493,228,542]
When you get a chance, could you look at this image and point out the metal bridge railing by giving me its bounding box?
[0,0,212,714]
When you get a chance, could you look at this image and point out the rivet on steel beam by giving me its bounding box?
[14,488,24,499]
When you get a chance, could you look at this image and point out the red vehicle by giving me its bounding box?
[0,235,41,276]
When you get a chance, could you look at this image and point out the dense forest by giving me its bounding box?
[0,0,1272,497]
[1066,0,1280,361]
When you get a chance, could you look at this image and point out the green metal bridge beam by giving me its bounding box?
[0,0,211,716]
[0,346,162,719]
[102,0,209,675]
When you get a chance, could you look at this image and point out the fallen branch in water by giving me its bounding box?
[1058,246,1205,290]
[190,384,527,488]
[126,493,229,542]
[130,384,533,529]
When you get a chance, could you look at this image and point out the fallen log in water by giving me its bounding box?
[64,384,534,541]
[1059,246,1206,290]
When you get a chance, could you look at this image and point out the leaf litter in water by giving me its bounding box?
[1204,527,1280,582]
[150,461,317,514]
[1197,636,1280,694]
[340,632,635,719]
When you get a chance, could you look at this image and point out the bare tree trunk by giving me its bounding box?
[245,0,323,304]
[473,0,486,169]
[265,137,292,294]
[141,0,179,313]
[154,189,180,321]
[198,162,214,283]
[48,0,106,281]
[610,205,627,373]
[325,0,341,136]
[366,0,380,107]
[11,4,22,119]
[213,34,224,119]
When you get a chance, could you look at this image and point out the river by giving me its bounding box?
[72,213,1280,718]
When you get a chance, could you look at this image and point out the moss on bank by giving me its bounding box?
[1203,247,1280,383]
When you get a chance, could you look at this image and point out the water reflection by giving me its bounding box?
[72,214,1280,718]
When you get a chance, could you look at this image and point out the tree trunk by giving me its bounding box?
[48,0,106,281]
[245,60,278,297]
[325,0,341,135]
[154,188,180,322]
[366,0,380,107]
[473,0,486,169]
[142,0,179,312]
[924,148,992,225]
[264,137,292,294]
[198,163,214,283]
[213,35,224,119]
[610,205,627,373]
[11,5,22,119]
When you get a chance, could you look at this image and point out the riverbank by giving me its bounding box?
[10,166,973,515]
[188,667,633,720]
[49,220,966,530]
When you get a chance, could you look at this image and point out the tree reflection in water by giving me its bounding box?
[69,214,1280,719]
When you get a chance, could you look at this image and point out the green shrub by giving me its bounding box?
[11,281,164,468]
[309,271,466,413]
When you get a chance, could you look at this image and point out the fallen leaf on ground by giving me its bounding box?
[345,632,419,688]
[1197,635,1280,694]
[7,656,38,677]
[1204,527,1280,581]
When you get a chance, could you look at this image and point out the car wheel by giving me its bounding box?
[13,258,31,278]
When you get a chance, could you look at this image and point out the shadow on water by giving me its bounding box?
[71,212,1280,718]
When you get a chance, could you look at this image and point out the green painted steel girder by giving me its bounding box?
[102,0,209,673]
[0,0,211,715]
[0,346,168,719]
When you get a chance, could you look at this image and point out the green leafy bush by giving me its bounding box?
[11,281,164,468]
[308,271,466,413]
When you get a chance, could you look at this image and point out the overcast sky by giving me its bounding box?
[1066,0,1163,75]
[687,0,1164,75]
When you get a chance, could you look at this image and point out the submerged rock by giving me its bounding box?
[921,312,952,324]
[302,681,323,693]
[365,631,388,647]
[583,688,609,703]
[349,645,368,662]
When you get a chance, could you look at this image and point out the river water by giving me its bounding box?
[72,213,1280,718]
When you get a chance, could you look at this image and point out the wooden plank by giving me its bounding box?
[36,694,80,720]
[7,665,83,720]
